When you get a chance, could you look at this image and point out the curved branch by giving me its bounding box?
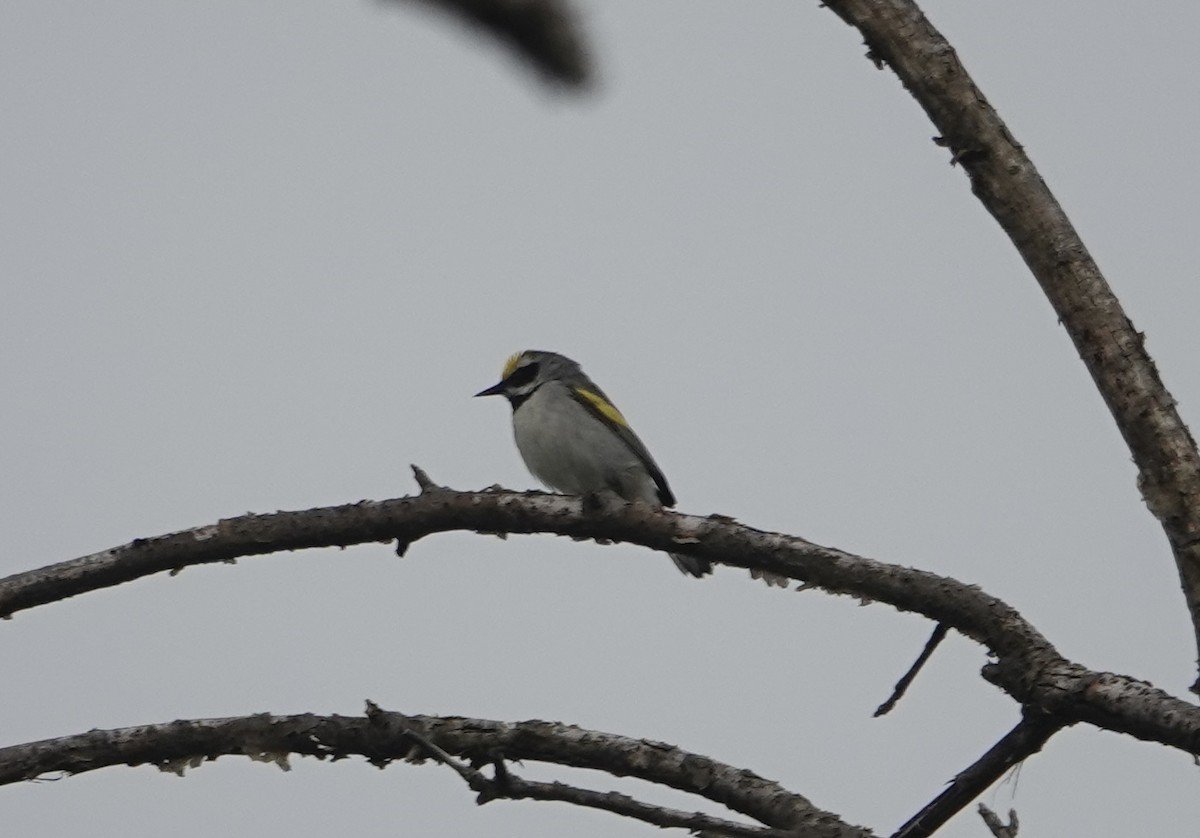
[2,483,1198,756]
[0,705,869,838]
[377,722,802,838]
[820,0,1200,690]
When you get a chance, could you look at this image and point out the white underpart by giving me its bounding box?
[512,381,659,505]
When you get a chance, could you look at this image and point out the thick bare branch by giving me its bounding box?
[0,707,869,838]
[389,0,591,87]
[820,0,1200,691]
[2,486,1198,756]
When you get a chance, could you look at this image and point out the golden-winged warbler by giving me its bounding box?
[475,350,711,578]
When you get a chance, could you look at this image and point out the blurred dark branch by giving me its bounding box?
[820,0,1200,694]
[389,0,591,87]
[3,480,1198,758]
[0,704,868,837]
[891,713,1059,838]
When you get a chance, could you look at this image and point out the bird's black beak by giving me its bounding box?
[474,381,507,398]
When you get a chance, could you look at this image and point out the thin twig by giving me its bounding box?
[410,464,443,493]
[411,738,800,838]
[977,804,1019,838]
[400,726,491,794]
[495,775,802,838]
[875,623,949,716]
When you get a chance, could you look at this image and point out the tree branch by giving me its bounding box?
[891,713,1059,838]
[2,484,1198,756]
[874,623,949,717]
[0,706,869,838]
[819,0,1200,692]
[977,805,1019,838]
[489,776,810,838]
[414,740,805,838]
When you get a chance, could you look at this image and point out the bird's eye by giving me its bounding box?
[505,362,539,388]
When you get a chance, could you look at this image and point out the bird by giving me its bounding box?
[475,350,712,578]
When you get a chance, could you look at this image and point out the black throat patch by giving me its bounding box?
[508,390,534,411]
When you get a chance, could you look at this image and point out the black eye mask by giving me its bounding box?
[505,362,540,388]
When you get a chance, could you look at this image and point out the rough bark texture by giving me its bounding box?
[820,0,1200,691]
[3,485,1198,758]
[0,708,870,838]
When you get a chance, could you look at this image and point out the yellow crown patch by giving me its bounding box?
[501,352,524,379]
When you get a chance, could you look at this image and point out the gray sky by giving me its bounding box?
[3,1,1198,835]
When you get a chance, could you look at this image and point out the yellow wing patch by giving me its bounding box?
[501,352,524,379]
[574,388,630,429]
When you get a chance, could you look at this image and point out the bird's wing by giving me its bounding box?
[570,386,676,507]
